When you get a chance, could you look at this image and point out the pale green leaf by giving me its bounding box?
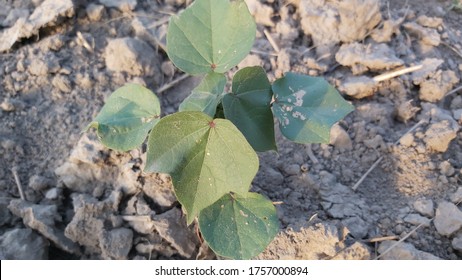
[86,83,160,151]
[223,66,276,152]
[166,0,256,75]
[199,192,280,260]
[272,73,354,143]
[179,72,226,117]
[145,111,259,224]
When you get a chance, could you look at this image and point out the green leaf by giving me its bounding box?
[145,112,259,224]
[199,192,279,260]
[223,66,276,152]
[272,73,354,143]
[85,83,160,151]
[166,0,256,75]
[179,72,226,117]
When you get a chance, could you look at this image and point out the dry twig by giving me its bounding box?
[263,29,280,53]
[444,85,462,97]
[146,16,170,29]
[373,64,423,83]
[121,215,151,221]
[441,41,462,59]
[11,167,25,200]
[352,157,384,191]
[366,236,399,243]
[156,73,190,94]
[251,49,278,57]
[76,31,93,52]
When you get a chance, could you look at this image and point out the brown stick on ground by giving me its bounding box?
[372,64,423,83]
[156,74,190,94]
[263,29,280,53]
[11,167,25,200]
[444,85,462,98]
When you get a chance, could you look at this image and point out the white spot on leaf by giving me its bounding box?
[282,105,293,112]
[292,111,307,120]
[293,90,306,106]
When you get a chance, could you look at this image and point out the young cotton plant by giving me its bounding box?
[85,0,354,259]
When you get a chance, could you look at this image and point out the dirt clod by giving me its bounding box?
[403,22,441,47]
[340,76,377,99]
[451,187,462,204]
[8,199,80,255]
[104,37,161,82]
[433,201,462,237]
[336,43,404,75]
[86,4,105,22]
[423,120,458,152]
[258,222,370,260]
[151,208,199,259]
[299,0,381,57]
[419,70,460,102]
[413,199,434,217]
[378,240,441,260]
[453,233,462,252]
[100,228,134,260]
[0,228,49,260]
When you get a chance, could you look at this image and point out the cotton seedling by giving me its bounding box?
[85,0,354,259]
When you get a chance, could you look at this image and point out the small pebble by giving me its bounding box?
[399,133,414,147]
[86,4,105,21]
[394,224,404,235]
[450,187,462,204]
[413,199,434,217]
[28,175,51,191]
[404,214,431,227]
[161,61,175,77]
[45,188,60,200]
[1,139,15,150]
[0,100,15,112]
[284,164,300,176]
[439,161,455,176]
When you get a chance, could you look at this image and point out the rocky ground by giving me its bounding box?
[1,0,462,260]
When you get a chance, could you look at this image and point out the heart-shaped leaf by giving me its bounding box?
[199,192,280,260]
[179,72,226,117]
[272,73,354,143]
[145,112,259,224]
[166,0,256,75]
[223,66,276,152]
[85,83,160,151]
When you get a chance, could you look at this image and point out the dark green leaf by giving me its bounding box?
[166,0,256,75]
[85,83,160,151]
[179,72,226,117]
[199,192,280,260]
[272,73,354,143]
[145,112,259,224]
[223,66,276,152]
